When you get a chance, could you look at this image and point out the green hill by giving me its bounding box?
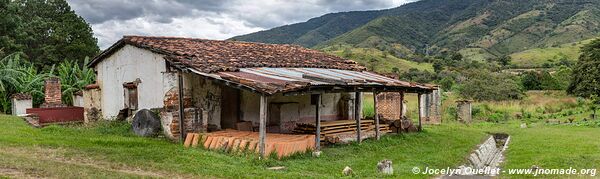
[322,45,433,73]
[509,38,596,68]
[231,0,600,68]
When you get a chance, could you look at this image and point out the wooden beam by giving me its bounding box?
[177,72,186,141]
[314,94,322,152]
[417,93,423,132]
[373,91,380,140]
[354,92,362,143]
[259,95,267,158]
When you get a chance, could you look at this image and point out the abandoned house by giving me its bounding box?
[86,36,436,157]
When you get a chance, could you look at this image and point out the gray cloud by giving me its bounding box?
[67,0,416,48]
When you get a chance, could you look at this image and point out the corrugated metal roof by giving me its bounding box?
[210,67,435,95]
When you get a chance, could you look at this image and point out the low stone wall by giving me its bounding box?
[454,133,510,177]
[468,135,508,170]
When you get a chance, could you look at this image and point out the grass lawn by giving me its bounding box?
[1,90,598,178]
[0,115,486,178]
[474,121,600,178]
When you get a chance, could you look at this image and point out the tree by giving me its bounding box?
[521,71,542,90]
[7,0,99,69]
[587,95,599,120]
[456,69,524,101]
[450,53,463,62]
[0,0,24,57]
[50,57,95,105]
[497,55,511,67]
[568,38,600,98]
[368,57,378,71]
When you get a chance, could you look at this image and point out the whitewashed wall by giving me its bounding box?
[95,45,177,118]
[240,91,352,126]
[11,99,32,116]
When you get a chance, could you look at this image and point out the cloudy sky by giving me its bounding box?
[67,0,415,49]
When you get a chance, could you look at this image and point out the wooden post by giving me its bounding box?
[417,93,423,132]
[374,91,380,140]
[177,72,185,141]
[354,92,362,143]
[314,94,322,152]
[259,95,267,157]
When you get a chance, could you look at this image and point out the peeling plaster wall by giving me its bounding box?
[83,88,102,123]
[95,45,177,119]
[187,74,221,130]
[240,91,351,129]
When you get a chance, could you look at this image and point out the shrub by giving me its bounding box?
[456,69,525,101]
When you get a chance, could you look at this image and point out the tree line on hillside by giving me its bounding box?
[393,38,600,103]
[0,0,98,114]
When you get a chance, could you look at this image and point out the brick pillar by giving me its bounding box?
[41,77,66,108]
[376,92,402,120]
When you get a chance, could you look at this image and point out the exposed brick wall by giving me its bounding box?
[41,77,66,108]
[160,87,202,140]
[376,92,403,120]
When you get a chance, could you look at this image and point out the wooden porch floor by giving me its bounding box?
[200,130,315,158]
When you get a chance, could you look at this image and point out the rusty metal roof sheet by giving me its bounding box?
[210,68,434,95]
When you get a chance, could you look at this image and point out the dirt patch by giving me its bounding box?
[0,167,45,179]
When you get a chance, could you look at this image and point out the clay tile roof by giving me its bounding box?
[89,36,367,73]
[11,93,32,100]
[84,84,100,90]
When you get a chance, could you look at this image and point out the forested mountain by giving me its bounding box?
[232,0,600,61]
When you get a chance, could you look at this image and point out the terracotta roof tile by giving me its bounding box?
[90,36,366,73]
[11,93,32,100]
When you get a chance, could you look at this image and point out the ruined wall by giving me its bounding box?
[95,45,177,118]
[187,74,221,130]
[457,100,472,123]
[420,89,442,124]
[159,73,220,140]
[83,87,102,123]
[41,77,65,108]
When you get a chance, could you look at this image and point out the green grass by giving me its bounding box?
[1,90,599,178]
[472,121,600,178]
[509,38,596,68]
[0,115,485,178]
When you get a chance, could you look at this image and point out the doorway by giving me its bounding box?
[220,87,240,129]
